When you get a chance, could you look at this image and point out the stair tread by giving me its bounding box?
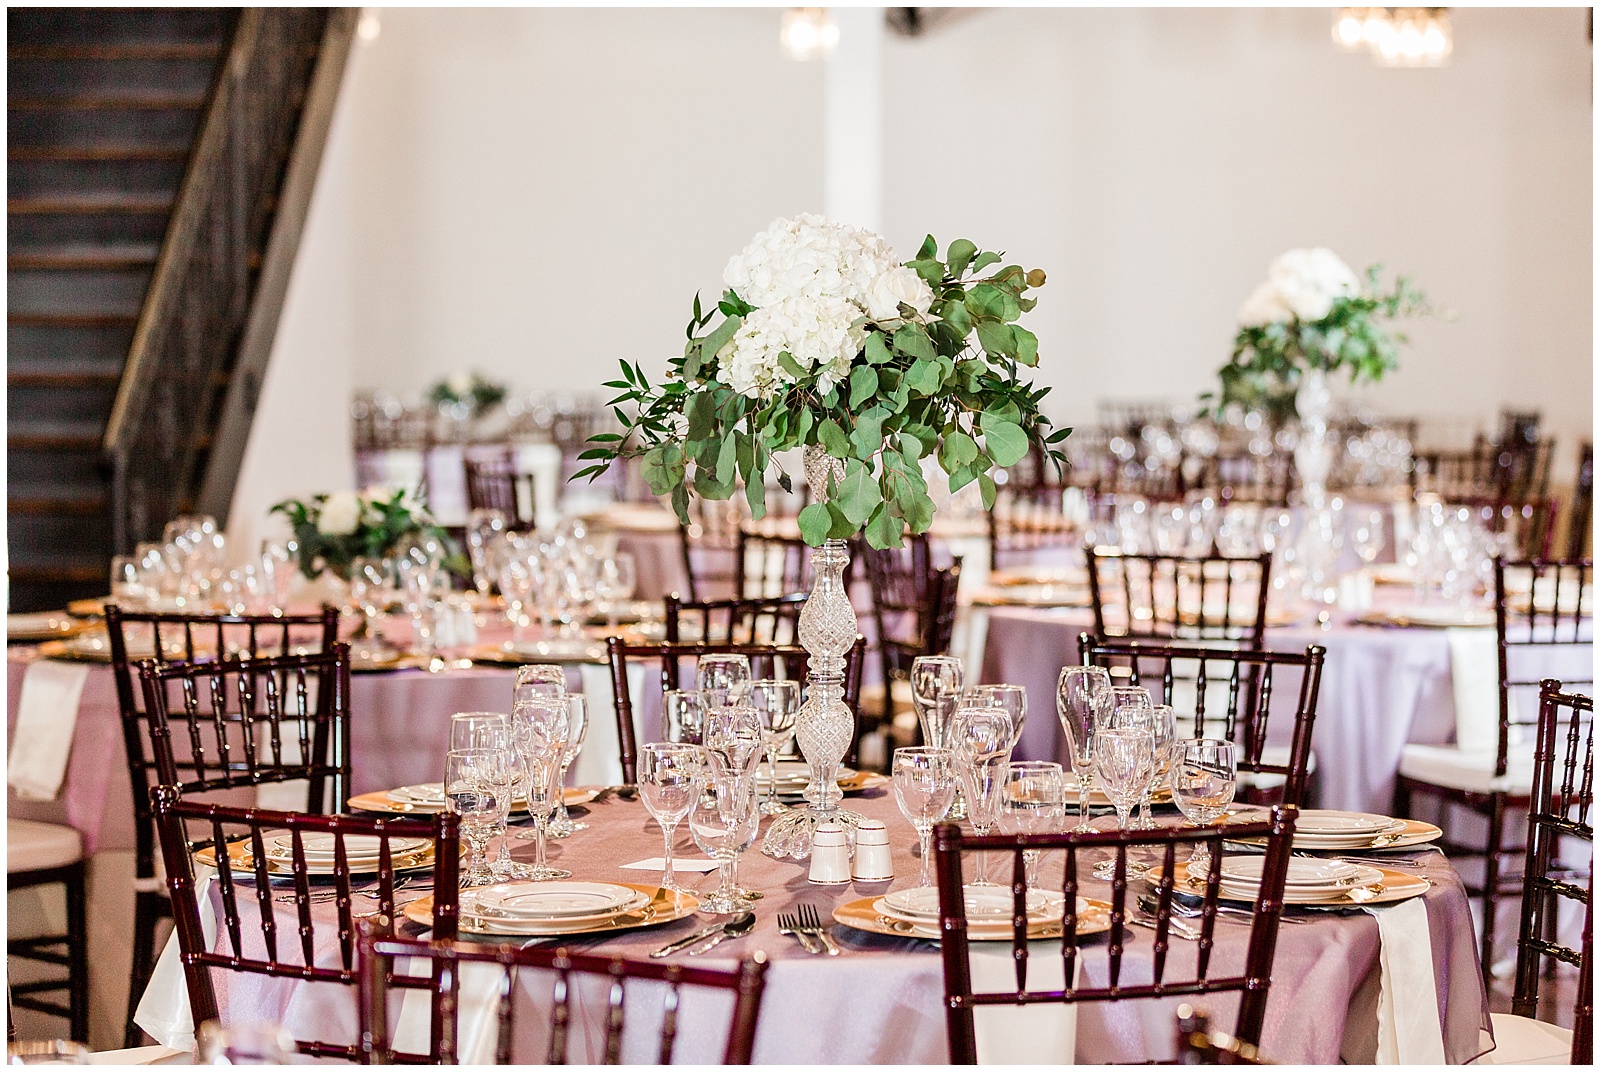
[8,244,160,270]
[9,94,207,110]
[9,311,140,327]
[8,494,109,515]
[8,44,223,60]
[9,195,173,215]
[9,364,122,385]
[9,146,189,161]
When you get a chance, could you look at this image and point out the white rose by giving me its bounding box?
[1266,247,1359,323]
[446,372,474,396]
[317,491,362,536]
[1238,280,1293,327]
[865,265,935,322]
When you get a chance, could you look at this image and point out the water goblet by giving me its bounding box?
[1171,738,1237,871]
[893,746,957,889]
[466,509,509,598]
[950,705,1015,885]
[496,552,537,645]
[1002,760,1067,888]
[689,772,762,913]
[449,711,510,753]
[639,742,702,892]
[1057,665,1111,831]
[960,683,1027,748]
[547,694,590,837]
[696,654,751,709]
[703,703,764,777]
[663,689,708,745]
[748,679,800,814]
[910,655,963,749]
[446,748,512,886]
[514,663,566,710]
[1134,704,1179,830]
[1094,727,1156,832]
[1101,685,1155,730]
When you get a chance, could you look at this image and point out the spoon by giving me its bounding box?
[685,912,756,956]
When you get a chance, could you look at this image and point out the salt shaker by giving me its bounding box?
[852,819,893,882]
[808,822,852,884]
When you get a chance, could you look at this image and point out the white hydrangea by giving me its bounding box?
[717,213,911,399]
[1238,247,1362,327]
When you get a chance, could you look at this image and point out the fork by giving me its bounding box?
[275,875,412,905]
[776,912,822,955]
[795,903,840,956]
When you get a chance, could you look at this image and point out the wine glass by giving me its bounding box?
[1102,685,1155,730]
[510,701,571,880]
[514,664,566,710]
[546,694,590,837]
[1057,665,1111,831]
[446,748,512,886]
[348,557,392,652]
[1351,509,1385,566]
[748,679,800,815]
[910,655,963,749]
[1134,704,1179,830]
[1002,760,1067,888]
[689,772,762,914]
[639,742,702,892]
[1171,738,1237,871]
[596,552,637,629]
[697,654,751,709]
[961,684,1027,749]
[663,689,708,745]
[466,509,509,598]
[704,703,764,777]
[893,746,957,889]
[950,705,1015,885]
[496,551,537,645]
[1094,727,1156,831]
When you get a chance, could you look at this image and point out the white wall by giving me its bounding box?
[230,6,1592,536]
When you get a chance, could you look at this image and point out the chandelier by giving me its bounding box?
[1333,8,1453,67]
[782,8,841,61]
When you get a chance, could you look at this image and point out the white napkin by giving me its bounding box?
[134,867,217,1051]
[1446,627,1500,753]
[7,660,91,800]
[967,938,1081,1063]
[574,662,644,787]
[1361,897,1446,1064]
[618,857,720,873]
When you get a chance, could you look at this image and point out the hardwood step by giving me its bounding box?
[9,146,189,161]
[8,265,153,318]
[8,311,139,328]
[8,421,104,451]
[8,321,136,366]
[9,196,172,215]
[8,44,222,60]
[9,245,159,271]
[8,366,121,387]
[8,563,108,584]
[8,8,235,49]
[8,493,108,516]
[10,155,187,199]
[8,105,203,150]
[10,56,222,100]
[8,94,206,110]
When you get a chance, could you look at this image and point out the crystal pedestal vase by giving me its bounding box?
[1293,367,1340,604]
[761,447,864,860]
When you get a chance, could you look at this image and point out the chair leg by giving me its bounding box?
[63,863,89,1044]
[124,891,165,1048]
[1480,794,1507,987]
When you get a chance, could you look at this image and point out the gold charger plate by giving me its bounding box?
[195,838,438,875]
[971,585,1092,609]
[1150,864,1431,909]
[834,894,1113,941]
[348,786,600,815]
[7,613,96,643]
[1353,607,1495,629]
[1232,817,1443,852]
[67,597,114,618]
[405,883,698,936]
[989,568,1089,588]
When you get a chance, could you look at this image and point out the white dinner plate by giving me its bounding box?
[1293,810,1401,837]
[265,834,427,861]
[388,784,446,805]
[466,881,639,919]
[881,885,1067,921]
[1215,855,1363,887]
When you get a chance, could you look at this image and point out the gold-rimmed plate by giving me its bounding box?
[833,894,1113,941]
[1149,864,1430,909]
[347,786,600,816]
[195,838,439,876]
[1230,817,1443,853]
[8,613,96,643]
[405,883,698,937]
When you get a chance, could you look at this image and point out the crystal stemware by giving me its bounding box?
[910,655,963,750]
[704,703,764,777]
[1002,760,1066,888]
[893,746,956,889]
[950,705,1015,885]
[1057,665,1111,831]
[748,679,800,814]
[663,689,708,745]
[697,654,752,710]
[446,748,512,886]
[514,664,567,708]
[639,742,701,892]
[547,694,590,837]
[689,772,762,914]
[1134,704,1179,830]
[1171,738,1237,871]
[466,509,509,599]
[511,701,571,880]
[961,683,1027,749]
[1094,727,1156,832]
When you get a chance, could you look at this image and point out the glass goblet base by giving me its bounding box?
[760,805,864,860]
[698,888,755,914]
[525,864,572,882]
[493,859,533,881]
[759,799,791,816]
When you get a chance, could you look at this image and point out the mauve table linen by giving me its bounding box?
[145,791,1491,1064]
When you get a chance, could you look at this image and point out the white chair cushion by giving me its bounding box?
[1399,743,1536,795]
[1471,1013,1573,1065]
[6,818,84,874]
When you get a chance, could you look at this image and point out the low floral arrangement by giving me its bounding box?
[271,486,461,580]
[427,371,507,416]
[578,214,1067,548]
[1211,247,1429,414]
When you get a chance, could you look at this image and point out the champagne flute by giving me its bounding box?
[950,705,1015,886]
[748,679,800,815]
[689,772,762,914]
[511,701,571,879]
[466,509,509,598]
[1171,738,1237,872]
[696,654,751,709]
[639,742,701,892]
[1002,760,1067,888]
[1057,665,1111,831]
[547,694,590,837]
[893,747,957,889]
[663,689,708,745]
[910,655,963,749]
[1135,704,1179,830]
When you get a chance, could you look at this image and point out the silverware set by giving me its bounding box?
[777,904,840,955]
[649,912,755,958]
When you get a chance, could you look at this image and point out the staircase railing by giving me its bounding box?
[104,7,356,553]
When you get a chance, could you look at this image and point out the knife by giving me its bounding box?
[685,913,756,956]
[650,920,728,959]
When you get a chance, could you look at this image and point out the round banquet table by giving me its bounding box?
[133,789,1492,1064]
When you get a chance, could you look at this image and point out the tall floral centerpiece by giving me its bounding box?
[1214,247,1427,599]
[583,214,1066,857]
[427,371,507,418]
[271,486,461,582]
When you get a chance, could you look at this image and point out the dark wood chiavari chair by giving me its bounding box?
[986,483,1078,571]
[1567,442,1593,561]
[355,923,769,1064]
[677,496,746,601]
[605,637,865,784]
[1079,635,1325,808]
[1175,1004,1270,1064]
[663,593,807,645]
[733,524,813,598]
[1394,558,1592,983]
[1201,452,1294,508]
[1412,437,1556,505]
[859,535,962,752]
[151,788,460,1062]
[1086,550,1273,647]
[1490,679,1594,1065]
[105,604,340,1046]
[464,451,539,530]
[933,807,1298,1064]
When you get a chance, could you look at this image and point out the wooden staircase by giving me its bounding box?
[7,8,355,613]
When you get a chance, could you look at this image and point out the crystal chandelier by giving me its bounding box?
[1333,8,1453,68]
[782,8,841,61]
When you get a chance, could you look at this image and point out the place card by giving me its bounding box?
[618,857,721,873]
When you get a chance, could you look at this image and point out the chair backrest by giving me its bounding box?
[863,539,962,685]
[1567,442,1593,561]
[464,452,538,530]
[733,525,813,598]
[137,645,353,811]
[1495,559,1594,777]
[1079,634,1325,808]
[151,786,460,1062]
[605,636,866,784]
[356,924,768,1064]
[1413,437,1556,504]
[106,605,342,881]
[986,484,1078,570]
[1174,1005,1270,1064]
[662,594,806,646]
[1512,680,1593,1064]
[1087,550,1273,647]
[676,496,746,601]
[933,807,1298,1063]
[1453,496,1561,560]
[1202,452,1294,508]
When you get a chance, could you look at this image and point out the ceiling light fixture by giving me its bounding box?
[782,8,840,61]
[1332,8,1452,67]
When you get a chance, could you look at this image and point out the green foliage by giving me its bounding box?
[426,372,507,416]
[583,238,1068,549]
[1212,266,1430,414]
[269,487,465,582]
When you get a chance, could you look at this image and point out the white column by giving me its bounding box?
[823,7,884,232]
